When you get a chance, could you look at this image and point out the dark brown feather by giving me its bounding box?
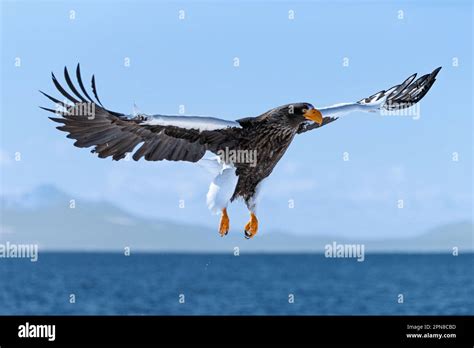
[42,66,239,163]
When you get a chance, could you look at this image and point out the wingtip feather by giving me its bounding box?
[432,66,442,77]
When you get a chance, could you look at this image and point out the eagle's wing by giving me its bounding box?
[297,67,441,134]
[41,65,241,162]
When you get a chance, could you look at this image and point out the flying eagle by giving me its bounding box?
[41,65,441,239]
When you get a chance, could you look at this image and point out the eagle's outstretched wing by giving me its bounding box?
[40,64,241,162]
[297,67,441,134]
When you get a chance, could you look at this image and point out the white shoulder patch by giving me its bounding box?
[318,97,387,117]
[142,115,241,132]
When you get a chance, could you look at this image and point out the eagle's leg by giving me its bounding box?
[218,208,230,237]
[244,212,258,239]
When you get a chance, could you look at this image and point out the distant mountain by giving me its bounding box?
[1,186,472,252]
[1,184,69,209]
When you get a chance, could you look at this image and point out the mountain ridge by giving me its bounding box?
[1,185,472,252]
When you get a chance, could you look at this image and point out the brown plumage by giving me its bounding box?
[41,64,440,238]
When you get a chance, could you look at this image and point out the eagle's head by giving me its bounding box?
[268,102,323,129]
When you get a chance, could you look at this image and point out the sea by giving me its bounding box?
[0,253,472,315]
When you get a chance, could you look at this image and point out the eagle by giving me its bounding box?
[41,65,441,239]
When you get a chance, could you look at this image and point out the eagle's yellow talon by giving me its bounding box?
[219,208,230,237]
[244,212,258,239]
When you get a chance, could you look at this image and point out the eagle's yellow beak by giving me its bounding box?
[303,108,323,125]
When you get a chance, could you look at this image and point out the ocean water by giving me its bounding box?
[0,253,472,315]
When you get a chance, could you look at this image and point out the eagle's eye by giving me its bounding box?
[301,108,308,114]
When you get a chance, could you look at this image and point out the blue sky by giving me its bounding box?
[1,0,472,238]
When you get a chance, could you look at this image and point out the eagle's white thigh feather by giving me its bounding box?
[204,158,238,214]
[247,178,266,213]
[197,157,222,177]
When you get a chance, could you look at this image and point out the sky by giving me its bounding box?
[0,0,472,239]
